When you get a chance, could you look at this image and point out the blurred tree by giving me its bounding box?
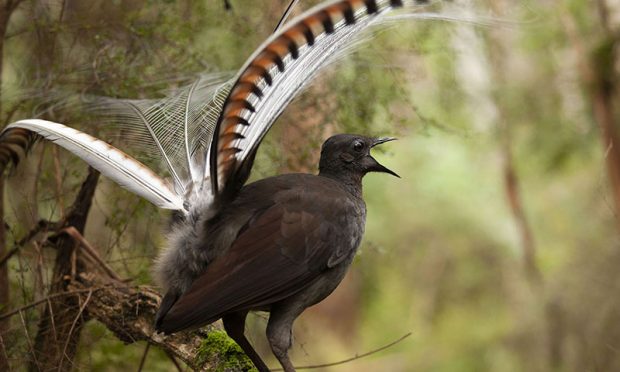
[0,1,26,370]
[0,0,619,371]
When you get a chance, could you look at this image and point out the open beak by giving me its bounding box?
[371,137,397,148]
[367,137,400,178]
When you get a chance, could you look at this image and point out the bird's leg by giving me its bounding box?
[222,311,270,372]
[266,304,303,372]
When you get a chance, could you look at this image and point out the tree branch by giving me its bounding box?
[31,167,100,371]
[272,332,412,371]
[0,219,61,268]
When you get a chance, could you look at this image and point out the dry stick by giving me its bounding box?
[0,219,60,267]
[32,145,46,220]
[61,227,121,281]
[137,342,151,372]
[502,137,542,285]
[46,298,59,343]
[0,287,108,321]
[0,334,11,371]
[0,247,18,269]
[164,350,184,372]
[18,310,40,371]
[273,0,300,32]
[272,332,412,371]
[32,241,46,303]
[565,15,620,228]
[58,289,92,371]
[70,243,77,279]
[51,146,66,218]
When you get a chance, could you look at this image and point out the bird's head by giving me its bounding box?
[318,134,399,179]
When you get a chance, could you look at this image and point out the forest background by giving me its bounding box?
[0,0,618,371]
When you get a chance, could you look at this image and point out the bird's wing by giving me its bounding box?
[157,182,362,333]
[0,119,184,210]
[208,0,429,200]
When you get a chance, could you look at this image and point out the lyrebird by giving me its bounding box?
[0,1,430,370]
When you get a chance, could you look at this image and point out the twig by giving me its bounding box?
[61,227,121,281]
[0,219,60,268]
[51,146,65,218]
[137,342,151,372]
[6,0,26,15]
[165,351,183,372]
[18,310,40,371]
[501,130,541,286]
[0,287,108,321]
[0,247,19,269]
[32,144,46,220]
[0,334,11,371]
[46,298,59,343]
[58,289,92,371]
[273,0,300,32]
[272,332,412,371]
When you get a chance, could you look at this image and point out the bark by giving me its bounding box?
[0,1,25,370]
[562,2,620,231]
[502,142,542,286]
[487,0,542,287]
[12,167,243,371]
[0,178,6,372]
[591,49,620,231]
[30,168,100,371]
[453,0,542,286]
[22,216,237,371]
[64,261,226,371]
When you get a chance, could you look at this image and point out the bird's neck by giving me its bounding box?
[318,169,363,198]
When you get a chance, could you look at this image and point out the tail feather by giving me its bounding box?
[155,290,180,332]
[2,119,184,210]
[209,0,430,199]
[0,127,39,174]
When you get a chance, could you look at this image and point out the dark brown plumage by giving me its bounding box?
[156,134,398,372]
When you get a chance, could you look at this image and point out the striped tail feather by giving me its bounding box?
[209,0,429,198]
[0,120,185,211]
[0,127,38,173]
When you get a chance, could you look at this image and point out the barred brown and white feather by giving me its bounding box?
[0,0,440,322]
[4,119,184,210]
[209,0,429,198]
[0,127,39,174]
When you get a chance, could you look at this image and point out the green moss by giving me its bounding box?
[196,330,257,372]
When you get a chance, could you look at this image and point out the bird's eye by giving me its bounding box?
[353,141,364,152]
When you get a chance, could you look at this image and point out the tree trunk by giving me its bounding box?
[0,178,7,372]
[563,0,620,231]
[0,1,24,369]
[30,168,99,371]
[591,50,620,231]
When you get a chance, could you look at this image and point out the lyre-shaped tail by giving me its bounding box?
[209,0,429,199]
[0,0,435,214]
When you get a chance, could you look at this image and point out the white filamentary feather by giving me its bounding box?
[0,0,469,315]
[7,119,184,210]
[0,1,443,214]
[94,73,232,198]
